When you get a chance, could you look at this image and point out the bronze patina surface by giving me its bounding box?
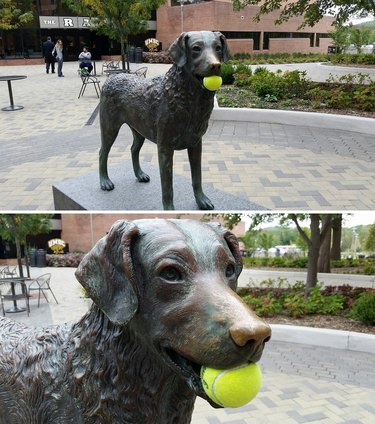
[99,31,229,210]
[0,219,271,423]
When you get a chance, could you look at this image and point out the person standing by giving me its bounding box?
[53,39,64,77]
[42,36,55,74]
[78,46,93,73]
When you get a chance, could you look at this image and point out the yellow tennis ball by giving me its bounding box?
[200,362,262,408]
[203,76,223,91]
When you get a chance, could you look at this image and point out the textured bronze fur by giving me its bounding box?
[99,31,229,210]
[0,219,271,423]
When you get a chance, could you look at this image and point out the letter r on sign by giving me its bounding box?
[63,18,74,27]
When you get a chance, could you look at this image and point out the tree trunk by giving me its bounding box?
[15,236,24,278]
[318,216,332,273]
[305,215,321,296]
[120,36,130,71]
[23,244,30,278]
[120,36,126,70]
[331,215,342,261]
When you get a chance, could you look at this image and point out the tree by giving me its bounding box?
[281,214,332,296]
[330,214,342,260]
[238,229,258,257]
[318,215,332,273]
[349,26,372,53]
[63,0,166,71]
[364,223,375,252]
[0,0,33,30]
[329,25,351,53]
[0,214,52,277]
[232,0,375,28]
[257,232,274,257]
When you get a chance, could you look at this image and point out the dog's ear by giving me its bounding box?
[75,220,139,326]
[169,32,189,67]
[208,222,243,277]
[214,31,230,62]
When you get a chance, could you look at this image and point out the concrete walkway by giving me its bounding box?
[4,266,375,424]
[0,61,374,211]
[238,268,375,289]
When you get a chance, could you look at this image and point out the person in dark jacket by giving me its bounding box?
[42,36,55,74]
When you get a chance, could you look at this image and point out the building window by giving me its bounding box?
[263,32,316,50]
[220,31,261,50]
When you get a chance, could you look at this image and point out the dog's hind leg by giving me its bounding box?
[188,141,214,210]
[99,118,122,191]
[131,128,150,182]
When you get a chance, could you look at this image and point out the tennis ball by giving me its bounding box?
[200,362,262,408]
[203,76,223,91]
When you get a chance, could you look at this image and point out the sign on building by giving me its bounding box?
[39,16,94,29]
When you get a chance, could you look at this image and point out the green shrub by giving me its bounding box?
[221,62,236,85]
[283,293,308,317]
[233,63,252,87]
[353,85,375,111]
[242,294,282,317]
[305,286,345,314]
[350,291,375,325]
[363,264,375,275]
[282,70,311,98]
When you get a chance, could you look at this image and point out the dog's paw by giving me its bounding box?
[100,178,115,191]
[196,195,214,210]
[136,172,150,183]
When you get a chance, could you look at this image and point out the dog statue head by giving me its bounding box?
[169,31,229,77]
[75,219,271,408]
[75,219,241,326]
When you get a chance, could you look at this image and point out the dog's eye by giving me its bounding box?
[192,45,202,53]
[226,264,236,278]
[215,45,222,53]
[160,267,182,282]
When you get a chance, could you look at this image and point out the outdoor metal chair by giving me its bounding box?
[78,74,101,99]
[0,280,30,316]
[27,273,58,307]
[101,60,120,75]
[133,66,148,78]
[1,265,18,278]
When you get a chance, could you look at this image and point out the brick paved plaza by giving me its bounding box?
[8,266,375,424]
[0,61,374,210]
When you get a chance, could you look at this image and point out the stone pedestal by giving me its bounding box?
[53,161,265,211]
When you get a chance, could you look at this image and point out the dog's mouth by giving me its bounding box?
[163,348,222,408]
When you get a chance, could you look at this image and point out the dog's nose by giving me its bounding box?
[229,320,271,348]
[210,62,221,73]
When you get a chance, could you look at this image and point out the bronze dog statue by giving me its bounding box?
[99,31,229,210]
[0,219,271,423]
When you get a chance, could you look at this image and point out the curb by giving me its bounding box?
[211,107,375,135]
[270,324,375,354]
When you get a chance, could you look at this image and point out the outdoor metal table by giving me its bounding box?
[0,75,27,111]
[0,277,30,313]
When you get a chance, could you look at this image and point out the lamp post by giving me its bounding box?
[178,0,188,33]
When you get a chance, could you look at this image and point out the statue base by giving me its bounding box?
[52,161,266,211]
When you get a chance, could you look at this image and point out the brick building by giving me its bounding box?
[157,0,334,54]
[59,214,246,253]
[0,0,334,62]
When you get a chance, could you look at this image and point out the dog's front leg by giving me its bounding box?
[158,147,175,210]
[188,141,214,210]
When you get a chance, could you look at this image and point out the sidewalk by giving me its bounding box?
[237,268,375,289]
[5,266,375,424]
[0,61,374,210]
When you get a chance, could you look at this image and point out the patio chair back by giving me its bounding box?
[27,273,58,307]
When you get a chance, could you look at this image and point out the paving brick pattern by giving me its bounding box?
[0,61,374,210]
